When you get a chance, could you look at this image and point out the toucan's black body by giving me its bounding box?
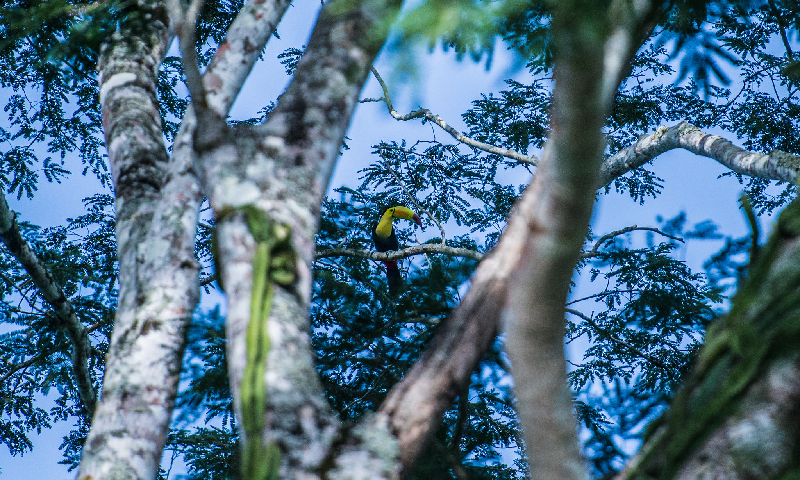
[371,227,399,252]
[372,224,402,293]
[371,206,421,295]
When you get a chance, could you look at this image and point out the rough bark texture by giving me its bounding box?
[618,199,800,480]
[79,0,296,477]
[73,0,800,477]
[202,0,293,114]
[187,0,403,477]
[78,2,202,479]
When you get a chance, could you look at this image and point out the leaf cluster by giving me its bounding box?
[0,194,116,469]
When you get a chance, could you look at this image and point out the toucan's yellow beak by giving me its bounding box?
[391,206,422,227]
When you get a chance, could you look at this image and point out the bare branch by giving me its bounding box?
[316,243,483,262]
[200,0,293,115]
[600,121,800,187]
[582,225,684,258]
[376,120,800,478]
[379,231,508,472]
[167,0,208,111]
[81,1,200,476]
[0,193,96,413]
[567,289,636,306]
[370,67,539,166]
[0,351,49,386]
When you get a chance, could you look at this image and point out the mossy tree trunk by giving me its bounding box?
[619,199,800,480]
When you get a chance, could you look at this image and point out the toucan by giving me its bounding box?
[372,206,422,294]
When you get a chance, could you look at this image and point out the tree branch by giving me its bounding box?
[81,1,294,479]
[617,199,800,479]
[369,66,539,166]
[201,0,293,114]
[0,350,51,386]
[768,0,794,58]
[190,0,406,477]
[167,0,208,111]
[79,1,200,478]
[379,2,659,477]
[583,225,684,258]
[600,121,800,187]
[316,243,483,262]
[0,193,96,413]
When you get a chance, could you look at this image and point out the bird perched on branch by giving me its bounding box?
[372,206,422,294]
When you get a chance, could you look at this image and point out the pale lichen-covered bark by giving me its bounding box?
[600,121,800,186]
[75,0,800,477]
[81,0,295,477]
[180,0,402,477]
[78,1,202,479]
[201,0,293,113]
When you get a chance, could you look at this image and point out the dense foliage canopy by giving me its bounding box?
[0,0,798,478]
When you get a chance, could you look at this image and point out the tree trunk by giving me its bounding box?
[181,0,403,477]
[78,2,203,479]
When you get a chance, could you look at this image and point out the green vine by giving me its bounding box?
[217,205,296,480]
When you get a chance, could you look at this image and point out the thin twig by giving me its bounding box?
[582,225,684,258]
[0,354,42,385]
[382,160,446,244]
[0,340,66,385]
[369,67,539,166]
[566,289,636,306]
[0,271,44,313]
